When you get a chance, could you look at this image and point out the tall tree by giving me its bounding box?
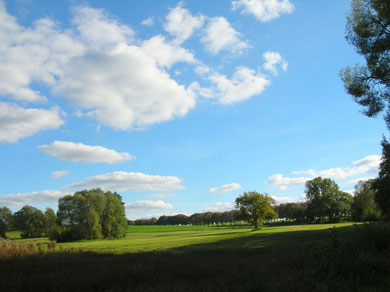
[305,177,353,223]
[352,179,381,221]
[235,191,277,229]
[14,205,46,238]
[373,139,390,220]
[340,0,390,127]
[0,207,13,237]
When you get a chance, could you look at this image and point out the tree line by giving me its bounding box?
[0,176,384,239]
[0,189,128,241]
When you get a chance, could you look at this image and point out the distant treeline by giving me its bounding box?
[128,210,242,226]
[0,177,384,241]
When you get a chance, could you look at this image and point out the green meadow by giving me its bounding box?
[7,223,356,254]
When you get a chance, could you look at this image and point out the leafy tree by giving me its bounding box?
[373,139,390,220]
[56,189,127,241]
[0,207,13,237]
[14,205,47,238]
[305,177,353,223]
[235,191,277,229]
[352,180,381,221]
[189,213,204,225]
[340,0,390,127]
[275,202,308,223]
[44,207,58,238]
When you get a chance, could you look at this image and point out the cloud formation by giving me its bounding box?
[232,0,294,22]
[126,200,173,211]
[266,155,381,190]
[201,17,248,55]
[263,51,288,75]
[209,183,242,194]
[65,171,185,192]
[39,141,135,163]
[164,2,205,44]
[204,202,235,212]
[0,190,66,207]
[0,102,63,143]
[51,171,70,179]
[149,193,177,199]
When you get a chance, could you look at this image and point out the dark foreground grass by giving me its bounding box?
[0,223,389,292]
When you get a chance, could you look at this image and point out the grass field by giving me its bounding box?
[2,222,389,291]
[7,222,356,253]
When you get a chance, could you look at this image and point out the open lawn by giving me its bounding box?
[7,222,357,253]
[2,223,389,291]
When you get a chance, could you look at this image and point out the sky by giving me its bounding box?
[0,0,386,219]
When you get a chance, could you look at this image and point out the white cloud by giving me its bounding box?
[39,141,135,163]
[204,202,235,212]
[265,174,310,190]
[51,170,70,179]
[0,2,85,103]
[263,51,288,75]
[149,193,177,199]
[126,200,173,211]
[209,183,241,194]
[65,171,185,192]
[140,35,195,69]
[293,155,381,180]
[210,66,270,104]
[72,6,134,51]
[232,0,294,22]
[141,17,154,27]
[0,102,64,143]
[54,44,197,130]
[0,190,66,207]
[271,195,301,203]
[346,176,375,185]
[164,2,205,44]
[267,155,381,190]
[201,16,248,55]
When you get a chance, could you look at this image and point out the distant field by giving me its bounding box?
[7,222,357,253]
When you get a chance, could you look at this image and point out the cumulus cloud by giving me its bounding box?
[201,16,248,55]
[271,195,301,203]
[204,202,235,212]
[210,66,270,104]
[0,102,64,143]
[126,200,173,211]
[141,17,154,27]
[267,155,381,190]
[39,141,135,163]
[164,2,205,44]
[232,0,294,22]
[265,174,310,190]
[0,2,85,103]
[140,35,195,69]
[209,183,242,194]
[263,51,288,75]
[51,170,70,179]
[0,190,66,207]
[292,155,381,179]
[149,193,177,199]
[65,171,185,192]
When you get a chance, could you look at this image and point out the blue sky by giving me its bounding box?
[0,0,386,219]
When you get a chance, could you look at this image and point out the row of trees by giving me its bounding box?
[129,210,242,226]
[0,189,128,241]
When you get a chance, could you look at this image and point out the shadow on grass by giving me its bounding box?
[1,223,389,292]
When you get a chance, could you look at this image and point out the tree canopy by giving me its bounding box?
[340,0,390,127]
[235,191,277,229]
[305,177,353,223]
[56,189,127,241]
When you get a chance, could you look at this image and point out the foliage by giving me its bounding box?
[352,179,381,221]
[305,177,353,223]
[14,205,47,238]
[275,202,308,223]
[340,0,390,127]
[0,207,13,237]
[235,191,277,229]
[56,189,127,241]
[373,138,390,220]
